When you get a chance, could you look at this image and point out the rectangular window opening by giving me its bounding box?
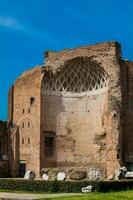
[22,138,24,144]
[45,137,54,157]
[30,97,35,106]
[28,122,30,128]
[28,138,30,144]
[22,122,24,128]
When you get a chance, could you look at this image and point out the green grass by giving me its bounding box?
[0,189,133,200]
[41,191,133,200]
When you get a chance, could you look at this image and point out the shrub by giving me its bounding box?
[97,180,133,192]
[0,179,133,193]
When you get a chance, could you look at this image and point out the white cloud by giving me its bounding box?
[0,15,59,46]
[0,15,49,39]
[0,16,22,30]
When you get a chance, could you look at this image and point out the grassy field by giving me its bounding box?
[42,191,133,200]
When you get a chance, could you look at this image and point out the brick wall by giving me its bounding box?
[41,41,123,177]
[9,67,43,177]
[121,61,133,170]
[8,41,123,178]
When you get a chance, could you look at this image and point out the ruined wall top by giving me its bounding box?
[12,66,44,89]
[44,41,121,59]
[11,41,124,87]
[124,60,133,66]
[43,41,122,73]
[16,66,42,81]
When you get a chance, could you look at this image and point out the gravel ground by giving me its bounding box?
[0,192,83,199]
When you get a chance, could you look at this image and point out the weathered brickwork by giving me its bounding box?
[0,121,9,177]
[41,42,122,177]
[8,67,44,177]
[6,41,133,178]
[121,61,133,170]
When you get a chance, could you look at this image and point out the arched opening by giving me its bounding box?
[41,57,109,169]
[43,57,108,96]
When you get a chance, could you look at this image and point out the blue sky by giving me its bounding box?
[0,0,133,120]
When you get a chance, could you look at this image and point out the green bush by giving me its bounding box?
[0,179,133,193]
[97,180,133,192]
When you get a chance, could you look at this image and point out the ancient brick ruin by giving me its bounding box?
[0,121,8,177]
[1,41,133,179]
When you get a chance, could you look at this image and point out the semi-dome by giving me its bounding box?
[43,57,109,96]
